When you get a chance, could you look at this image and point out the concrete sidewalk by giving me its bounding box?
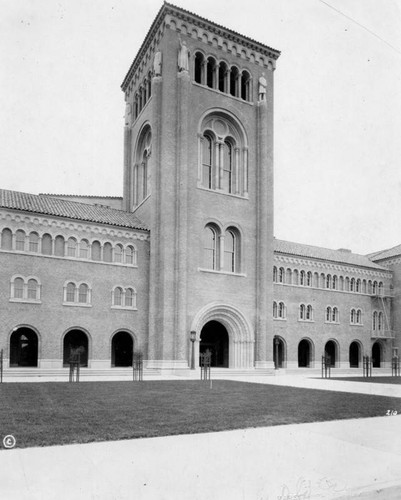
[1,415,401,500]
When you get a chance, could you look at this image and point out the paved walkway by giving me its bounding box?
[1,375,401,499]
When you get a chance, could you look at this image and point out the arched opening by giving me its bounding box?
[111,331,133,367]
[10,327,38,367]
[194,52,204,84]
[324,340,337,367]
[63,330,89,367]
[372,342,382,368]
[273,337,285,368]
[298,339,312,367]
[349,341,360,368]
[200,320,229,367]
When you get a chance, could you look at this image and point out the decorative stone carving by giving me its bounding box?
[178,37,190,72]
[153,50,162,76]
[258,72,267,101]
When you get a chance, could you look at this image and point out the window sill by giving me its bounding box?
[298,319,314,323]
[324,321,340,325]
[9,298,41,304]
[111,306,138,311]
[63,302,92,308]
[350,323,363,327]
[273,317,287,321]
[197,185,248,200]
[198,267,246,277]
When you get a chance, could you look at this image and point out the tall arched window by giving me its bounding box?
[202,135,213,189]
[66,282,76,302]
[133,126,152,207]
[230,66,239,97]
[372,311,378,330]
[326,306,332,322]
[204,226,217,270]
[114,287,123,306]
[240,70,251,101]
[273,266,278,282]
[199,112,247,196]
[79,240,89,259]
[16,230,26,251]
[29,232,39,252]
[1,228,12,250]
[223,230,235,272]
[13,277,24,299]
[27,279,39,300]
[206,57,216,88]
[279,267,285,284]
[273,301,278,318]
[299,304,306,320]
[278,302,285,319]
[332,307,338,322]
[67,237,77,258]
[218,62,228,92]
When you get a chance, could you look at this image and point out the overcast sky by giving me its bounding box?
[1,0,400,255]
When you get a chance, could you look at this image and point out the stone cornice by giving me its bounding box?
[274,254,392,278]
[121,2,280,93]
[0,210,149,242]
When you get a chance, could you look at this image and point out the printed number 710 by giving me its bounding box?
[386,410,398,416]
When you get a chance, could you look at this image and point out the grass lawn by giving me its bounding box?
[0,380,399,449]
[329,376,401,385]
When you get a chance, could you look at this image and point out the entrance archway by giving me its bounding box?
[200,321,229,367]
[349,341,360,368]
[273,337,285,368]
[298,339,313,367]
[324,340,337,367]
[111,331,133,367]
[10,327,38,367]
[63,330,89,367]
[372,342,381,368]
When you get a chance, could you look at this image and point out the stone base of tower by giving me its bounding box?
[255,361,275,369]
[145,359,190,372]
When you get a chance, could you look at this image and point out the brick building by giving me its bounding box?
[0,3,398,375]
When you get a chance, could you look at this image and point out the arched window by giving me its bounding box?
[356,309,362,324]
[300,271,306,286]
[1,228,12,250]
[279,267,285,284]
[378,282,383,295]
[273,301,278,318]
[273,266,278,282]
[29,232,39,252]
[67,237,77,257]
[278,302,285,319]
[114,287,123,306]
[91,240,101,261]
[103,242,113,263]
[206,57,216,88]
[299,304,306,320]
[332,275,337,290]
[78,283,89,303]
[54,235,65,257]
[240,70,251,101]
[222,140,233,193]
[372,281,378,294]
[27,279,39,300]
[218,62,228,92]
[204,225,218,270]
[307,271,312,287]
[133,126,152,207]
[332,307,338,322]
[125,245,136,265]
[372,311,378,330]
[223,229,235,273]
[356,279,361,292]
[326,275,332,289]
[350,278,355,292]
[79,240,89,259]
[194,52,205,84]
[202,135,213,189]
[66,282,76,302]
[306,305,313,320]
[15,230,26,251]
[230,66,239,97]
[378,312,383,331]
[199,112,247,196]
[41,233,52,255]
[114,244,123,263]
[125,288,136,308]
[326,306,331,322]
[350,308,356,324]
[13,277,24,299]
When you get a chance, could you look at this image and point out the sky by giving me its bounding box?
[1,0,400,255]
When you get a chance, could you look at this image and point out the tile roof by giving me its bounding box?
[274,239,388,271]
[367,244,401,262]
[0,189,148,231]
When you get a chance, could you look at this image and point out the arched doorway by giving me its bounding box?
[372,342,381,368]
[349,341,360,368]
[325,340,337,367]
[63,330,88,367]
[10,327,38,367]
[200,321,229,367]
[273,337,285,368]
[111,331,133,367]
[298,339,312,367]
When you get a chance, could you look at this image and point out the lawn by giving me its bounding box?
[329,376,401,385]
[0,380,399,449]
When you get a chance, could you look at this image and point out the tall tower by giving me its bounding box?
[121,3,280,370]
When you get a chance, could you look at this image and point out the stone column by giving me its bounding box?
[123,110,132,211]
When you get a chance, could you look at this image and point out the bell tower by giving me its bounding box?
[121,3,280,370]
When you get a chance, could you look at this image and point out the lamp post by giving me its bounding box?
[190,331,196,370]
